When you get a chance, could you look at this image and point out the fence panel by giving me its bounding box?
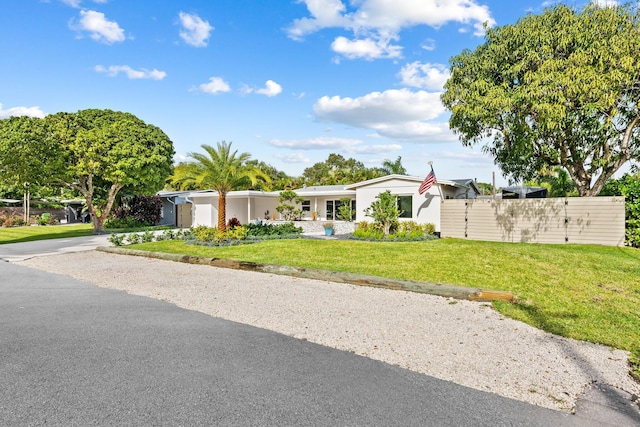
[441,197,625,246]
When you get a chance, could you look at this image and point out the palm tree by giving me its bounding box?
[171,141,269,231]
[381,156,407,175]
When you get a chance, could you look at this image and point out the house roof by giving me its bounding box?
[345,174,481,195]
[157,190,193,198]
[169,175,482,199]
[344,174,421,189]
[292,184,354,197]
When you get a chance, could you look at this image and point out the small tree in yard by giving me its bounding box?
[336,197,355,221]
[364,190,402,238]
[276,189,304,220]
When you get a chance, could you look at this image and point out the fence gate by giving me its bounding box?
[176,203,192,228]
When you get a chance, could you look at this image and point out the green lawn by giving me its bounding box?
[0,224,95,244]
[130,238,640,370]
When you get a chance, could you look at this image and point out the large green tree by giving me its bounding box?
[46,109,174,233]
[442,4,640,196]
[0,116,58,220]
[302,153,385,185]
[171,141,269,231]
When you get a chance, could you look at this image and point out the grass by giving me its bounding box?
[130,238,640,370]
[0,223,172,244]
[0,224,95,244]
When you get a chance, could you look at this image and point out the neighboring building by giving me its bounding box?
[501,186,548,199]
[157,190,209,228]
[159,174,480,232]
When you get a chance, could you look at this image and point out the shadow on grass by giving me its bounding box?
[498,301,577,338]
[502,300,640,415]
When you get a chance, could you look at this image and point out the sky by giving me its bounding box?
[0,0,617,186]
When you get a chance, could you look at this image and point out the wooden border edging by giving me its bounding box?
[96,246,514,302]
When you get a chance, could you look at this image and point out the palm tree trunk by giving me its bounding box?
[218,192,227,232]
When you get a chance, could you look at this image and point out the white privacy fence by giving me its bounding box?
[440,197,626,246]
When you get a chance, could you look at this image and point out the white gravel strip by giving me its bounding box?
[18,250,639,412]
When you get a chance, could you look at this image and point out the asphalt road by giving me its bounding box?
[0,261,592,426]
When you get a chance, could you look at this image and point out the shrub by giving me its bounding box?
[111,194,162,227]
[601,173,640,247]
[276,190,304,221]
[188,224,249,246]
[364,191,402,238]
[105,217,148,229]
[141,230,155,243]
[126,233,141,245]
[108,234,126,246]
[350,221,437,241]
[37,213,59,226]
[243,222,303,238]
[227,217,242,229]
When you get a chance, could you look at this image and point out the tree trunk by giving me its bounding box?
[218,192,227,232]
[93,215,105,234]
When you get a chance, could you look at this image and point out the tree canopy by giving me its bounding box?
[381,156,407,175]
[302,153,385,185]
[441,4,640,196]
[45,109,174,232]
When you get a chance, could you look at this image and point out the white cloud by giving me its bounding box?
[421,38,436,51]
[256,80,283,97]
[274,152,311,164]
[269,137,401,156]
[178,12,213,47]
[243,80,283,97]
[270,137,362,150]
[0,103,46,118]
[373,121,458,141]
[315,89,444,126]
[331,34,402,60]
[60,0,108,6]
[399,62,450,90]
[346,144,402,154]
[95,65,166,80]
[173,152,188,164]
[286,0,351,41]
[313,88,455,141]
[350,0,495,35]
[436,149,495,168]
[71,10,125,44]
[287,0,496,59]
[198,77,231,94]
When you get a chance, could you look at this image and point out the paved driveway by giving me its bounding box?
[0,262,589,426]
[0,234,111,262]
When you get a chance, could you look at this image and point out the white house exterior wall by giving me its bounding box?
[192,196,216,227]
[353,179,442,231]
[225,198,249,224]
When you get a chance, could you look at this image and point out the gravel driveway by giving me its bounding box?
[18,250,639,413]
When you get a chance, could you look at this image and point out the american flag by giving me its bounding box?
[418,167,436,195]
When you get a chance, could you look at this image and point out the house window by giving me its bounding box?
[326,199,356,220]
[301,200,311,212]
[396,195,412,218]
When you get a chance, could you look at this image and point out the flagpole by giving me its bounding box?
[429,161,444,202]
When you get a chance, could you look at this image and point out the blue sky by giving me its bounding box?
[0,0,613,185]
